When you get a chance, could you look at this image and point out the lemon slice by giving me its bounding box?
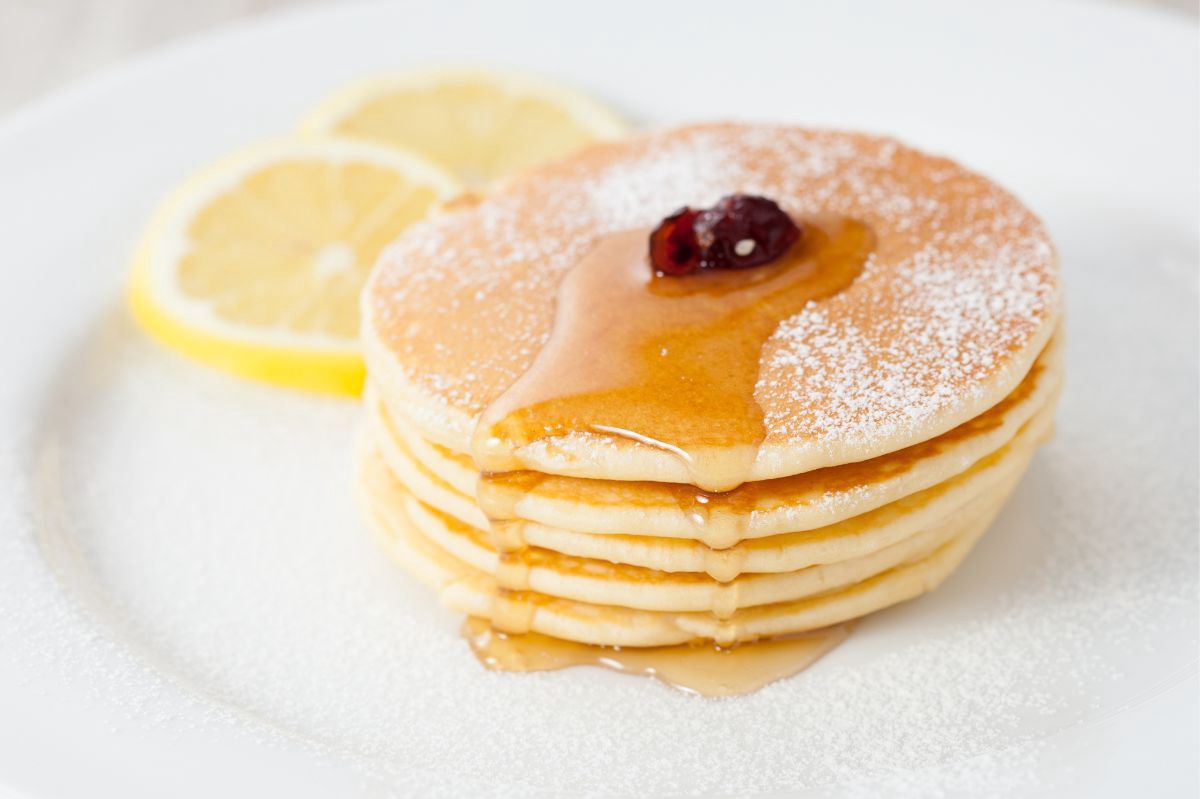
[298,67,627,186]
[128,138,460,395]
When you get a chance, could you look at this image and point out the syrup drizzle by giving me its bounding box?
[473,215,874,492]
[466,215,874,695]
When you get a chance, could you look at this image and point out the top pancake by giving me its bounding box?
[363,123,1060,483]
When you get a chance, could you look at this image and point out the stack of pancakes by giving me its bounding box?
[358,124,1062,650]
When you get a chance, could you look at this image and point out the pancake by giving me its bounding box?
[361,398,1050,616]
[368,331,1062,547]
[364,387,1056,583]
[360,446,1013,648]
[362,124,1059,485]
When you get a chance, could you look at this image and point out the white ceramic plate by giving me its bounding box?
[0,1,1196,796]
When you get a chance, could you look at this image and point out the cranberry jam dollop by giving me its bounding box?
[648,194,802,275]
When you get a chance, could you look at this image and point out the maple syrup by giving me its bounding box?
[466,215,874,695]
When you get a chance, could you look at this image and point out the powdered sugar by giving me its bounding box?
[764,234,1054,447]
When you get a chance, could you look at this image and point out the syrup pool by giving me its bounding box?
[463,618,853,698]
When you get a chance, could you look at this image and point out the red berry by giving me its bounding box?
[648,194,801,276]
[694,195,801,270]
[648,207,702,275]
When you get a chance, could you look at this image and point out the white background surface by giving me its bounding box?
[0,0,1195,116]
[0,1,1197,797]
